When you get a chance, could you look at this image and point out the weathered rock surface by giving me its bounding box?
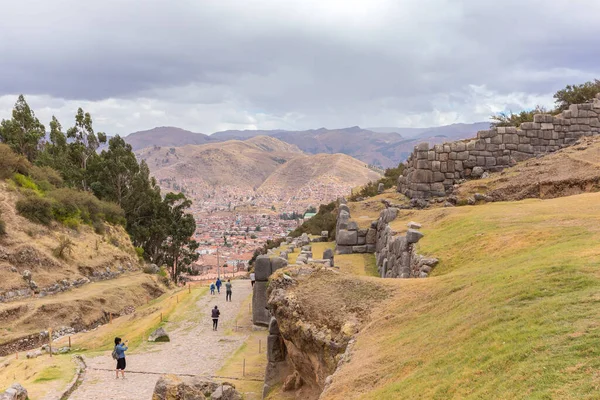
[149,327,170,342]
[152,374,241,400]
[0,383,28,400]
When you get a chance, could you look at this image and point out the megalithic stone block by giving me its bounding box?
[252,281,270,326]
[271,257,288,274]
[267,334,286,362]
[255,255,272,281]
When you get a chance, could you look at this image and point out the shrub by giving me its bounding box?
[0,144,30,179]
[0,217,6,236]
[135,246,144,260]
[16,195,54,225]
[53,236,75,259]
[30,165,63,189]
[93,220,106,235]
[47,188,125,226]
[13,173,40,192]
[490,106,548,128]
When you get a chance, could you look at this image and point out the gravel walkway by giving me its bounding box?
[69,280,253,400]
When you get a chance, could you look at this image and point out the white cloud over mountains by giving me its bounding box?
[0,0,598,135]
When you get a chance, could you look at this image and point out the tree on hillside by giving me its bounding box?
[66,108,106,189]
[0,95,46,162]
[88,136,139,206]
[161,192,199,280]
[38,116,77,181]
[554,79,600,111]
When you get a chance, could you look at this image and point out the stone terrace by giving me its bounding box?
[398,94,600,199]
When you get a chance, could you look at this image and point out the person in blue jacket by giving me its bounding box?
[114,337,128,379]
[210,282,216,295]
[216,277,222,294]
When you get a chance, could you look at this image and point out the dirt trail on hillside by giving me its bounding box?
[68,280,253,400]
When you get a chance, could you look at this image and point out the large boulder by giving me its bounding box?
[254,256,272,281]
[152,374,241,400]
[337,230,358,246]
[252,281,270,326]
[149,327,170,342]
[267,334,287,362]
[0,383,28,400]
[271,257,288,274]
[406,229,424,244]
[323,248,334,260]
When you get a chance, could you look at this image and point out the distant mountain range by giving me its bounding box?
[124,122,489,167]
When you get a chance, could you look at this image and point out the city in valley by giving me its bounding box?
[181,182,353,279]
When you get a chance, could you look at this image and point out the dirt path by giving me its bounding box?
[68,280,253,400]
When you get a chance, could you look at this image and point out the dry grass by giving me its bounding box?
[0,273,165,346]
[0,182,138,293]
[349,191,407,229]
[322,192,600,400]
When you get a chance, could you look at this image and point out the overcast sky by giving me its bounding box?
[0,0,598,136]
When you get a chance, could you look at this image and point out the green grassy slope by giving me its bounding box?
[323,192,600,400]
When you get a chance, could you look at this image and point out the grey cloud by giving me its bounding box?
[0,0,599,134]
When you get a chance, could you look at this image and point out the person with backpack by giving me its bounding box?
[112,337,128,379]
[210,282,216,295]
[225,279,232,302]
[216,278,222,294]
[211,305,220,331]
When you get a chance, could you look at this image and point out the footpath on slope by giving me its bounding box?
[69,280,253,400]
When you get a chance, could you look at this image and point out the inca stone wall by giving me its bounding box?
[398,95,600,199]
[373,209,438,278]
[252,255,288,326]
[334,200,376,255]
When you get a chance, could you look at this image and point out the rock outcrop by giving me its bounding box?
[0,383,28,400]
[148,327,170,342]
[399,95,600,199]
[152,374,241,400]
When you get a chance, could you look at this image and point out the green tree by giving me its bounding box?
[66,108,107,188]
[161,192,199,280]
[37,116,74,180]
[0,95,46,162]
[554,79,600,112]
[88,136,139,206]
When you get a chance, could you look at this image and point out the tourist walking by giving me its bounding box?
[225,279,232,302]
[113,337,128,379]
[216,277,222,294]
[210,282,215,295]
[211,305,220,331]
[250,272,255,287]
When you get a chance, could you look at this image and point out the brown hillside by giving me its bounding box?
[259,153,382,198]
[455,136,600,202]
[137,135,303,189]
[0,183,138,299]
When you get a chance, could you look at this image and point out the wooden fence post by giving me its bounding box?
[48,328,53,358]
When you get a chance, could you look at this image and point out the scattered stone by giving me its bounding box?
[0,383,28,400]
[270,257,288,274]
[323,248,334,260]
[377,182,385,193]
[474,193,493,202]
[149,327,170,342]
[152,374,241,400]
[211,384,242,400]
[407,221,422,230]
[26,350,43,359]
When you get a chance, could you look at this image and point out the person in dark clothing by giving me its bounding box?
[211,305,220,331]
[216,278,222,294]
[114,337,128,379]
[225,279,232,302]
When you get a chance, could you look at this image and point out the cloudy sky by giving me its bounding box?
[0,0,598,136]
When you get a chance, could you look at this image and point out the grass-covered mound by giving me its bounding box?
[322,192,600,400]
